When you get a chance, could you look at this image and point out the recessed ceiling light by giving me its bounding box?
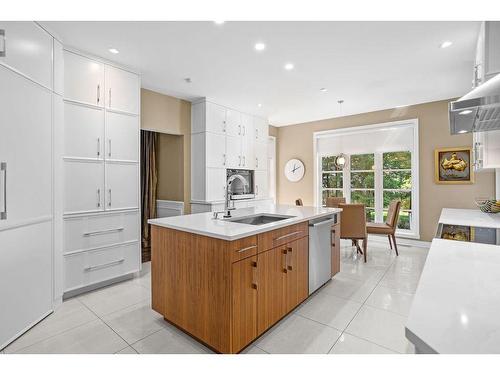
[214,21,225,25]
[108,48,119,54]
[320,88,328,92]
[257,103,262,108]
[284,63,294,71]
[184,77,192,83]
[458,130,468,134]
[459,110,473,115]
[440,41,453,49]
[254,42,266,51]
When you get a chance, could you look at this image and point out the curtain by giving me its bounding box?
[140,130,158,262]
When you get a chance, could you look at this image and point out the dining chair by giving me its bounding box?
[295,198,303,206]
[325,196,346,208]
[338,203,368,263]
[366,200,402,256]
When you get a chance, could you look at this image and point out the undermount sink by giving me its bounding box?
[226,214,295,225]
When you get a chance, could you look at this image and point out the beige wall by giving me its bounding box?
[275,99,496,241]
[141,88,191,213]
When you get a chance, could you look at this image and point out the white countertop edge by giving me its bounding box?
[148,205,342,241]
[438,208,500,229]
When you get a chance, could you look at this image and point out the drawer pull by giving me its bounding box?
[84,258,125,272]
[274,231,303,242]
[238,245,257,253]
[83,227,124,237]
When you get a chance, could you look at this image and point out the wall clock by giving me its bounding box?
[284,159,305,182]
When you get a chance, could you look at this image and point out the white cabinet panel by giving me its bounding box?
[226,135,242,168]
[206,132,227,168]
[53,39,64,96]
[105,65,140,114]
[64,211,139,254]
[255,170,269,199]
[241,114,255,169]
[64,103,104,159]
[0,66,52,227]
[225,109,242,137]
[206,102,227,135]
[64,160,104,214]
[474,129,500,170]
[0,221,52,348]
[0,22,52,89]
[254,142,268,170]
[64,50,104,106]
[206,168,226,201]
[64,241,140,292]
[105,163,139,210]
[105,112,139,162]
[254,117,268,142]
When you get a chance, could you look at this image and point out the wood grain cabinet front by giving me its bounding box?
[331,222,341,277]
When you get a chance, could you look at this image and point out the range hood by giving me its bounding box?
[449,73,500,134]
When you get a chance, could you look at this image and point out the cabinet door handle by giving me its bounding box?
[97,138,101,157]
[238,155,241,166]
[286,247,293,271]
[255,185,259,196]
[255,128,258,139]
[243,125,246,136]
[108,189,112,207]
[1,162,7,220]
[238,245,257,253]
[97,84,100,104]
[222,120,226,133]
[108,139,112,157]
[243,156,246,166]
[84,258,124,272]
[223,153,226,166]
[109,88,112,107]
[282,249,288,273]
[97,188,101,208]
[274,231,302,242]
[251,260,258,289]
[0,29,6,57]
[238,125,241,135]
[83,227,124,236]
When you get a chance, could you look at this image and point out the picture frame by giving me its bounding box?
[434,147,474,184]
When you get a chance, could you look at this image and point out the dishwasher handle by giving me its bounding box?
[309,216,337,227]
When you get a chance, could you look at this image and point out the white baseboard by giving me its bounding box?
[368,234,431,248]
[156,200,184,218]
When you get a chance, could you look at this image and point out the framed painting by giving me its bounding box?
[434,147,474,184]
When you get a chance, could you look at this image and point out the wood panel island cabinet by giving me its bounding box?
[149,206,341,353]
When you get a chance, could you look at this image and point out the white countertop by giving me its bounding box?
[148,204,341,241]
[439,208,500,229]
[405,238,500,353]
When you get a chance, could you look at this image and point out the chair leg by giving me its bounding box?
[354,240,362,254]
[391,234,399,256]
[388,234,393,249]
[363,238,367,263]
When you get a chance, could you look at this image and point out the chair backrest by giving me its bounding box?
[385,200,402,230]
[338,203,367,239]
[295,198,303,206]
[326,197,346,208]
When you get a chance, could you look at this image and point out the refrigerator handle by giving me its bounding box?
[1,162,6,220]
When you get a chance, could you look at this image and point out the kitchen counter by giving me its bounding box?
[439,208,500,228]
[405,238,500,353]
[149,204,341,241]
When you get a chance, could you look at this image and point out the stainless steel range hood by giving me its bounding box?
[449,73,500,134]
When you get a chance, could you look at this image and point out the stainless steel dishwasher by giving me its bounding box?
[308,214,338,294]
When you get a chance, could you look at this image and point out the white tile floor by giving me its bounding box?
[4,239,428,354]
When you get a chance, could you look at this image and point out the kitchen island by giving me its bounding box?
[148,205,341,353]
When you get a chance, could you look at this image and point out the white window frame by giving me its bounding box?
[313,119,420,239]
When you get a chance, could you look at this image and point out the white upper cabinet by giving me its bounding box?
[105,112,139,162]
[226,135,242,168]
[473,129,500,171]
[205,132,227,168]
[206,168,226,201]
[254,170,269,199]
[205,102,227,135]
[0,22,53,89]
[254,117,269,143]
[64,51,104,106]
[254,142,268,171]
[473,21,500,87]
[64,103,104,159]
[64,160,104,214]
[241,114,255,169]
[105,65,140,115]
[225,109,242,137]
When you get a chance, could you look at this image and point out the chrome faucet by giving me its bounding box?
[222,174,249,218]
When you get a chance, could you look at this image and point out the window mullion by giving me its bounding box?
[375,153,383,222]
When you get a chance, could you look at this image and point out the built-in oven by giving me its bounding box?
[436,223,499,245]
[226,169,255,200]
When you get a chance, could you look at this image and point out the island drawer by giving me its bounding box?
[229,235,258,262]
[258,222,309,252]
[64,211,139,254]
[64,241,140,292]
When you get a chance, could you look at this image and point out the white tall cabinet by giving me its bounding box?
[0,22,55,350]
[62,50,141,296]
[191,100,271,212]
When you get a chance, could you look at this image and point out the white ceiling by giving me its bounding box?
[41,21,480,126]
